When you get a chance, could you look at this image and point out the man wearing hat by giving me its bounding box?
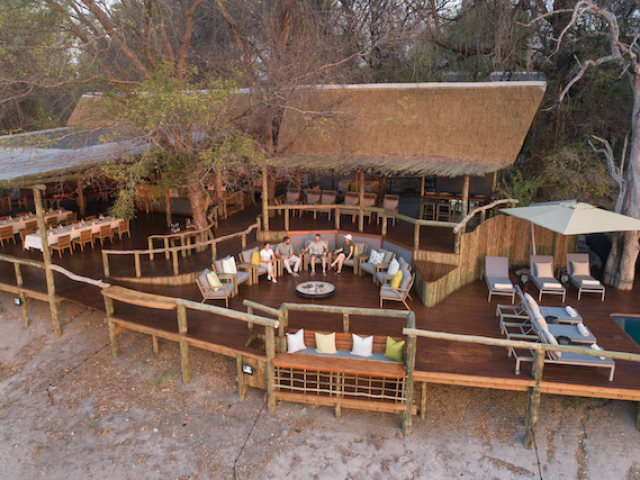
[330,234,355,274]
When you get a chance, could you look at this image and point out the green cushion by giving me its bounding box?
[384,336,405,362]
[315,332,337,354]
[390,270,403,289]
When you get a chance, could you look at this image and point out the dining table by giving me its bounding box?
[0,209,72,235]
[24,216,122,251]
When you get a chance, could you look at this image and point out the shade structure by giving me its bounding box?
[500,201,640,254]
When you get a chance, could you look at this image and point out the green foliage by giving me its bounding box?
[500,170,541,207]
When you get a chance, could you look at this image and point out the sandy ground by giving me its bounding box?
[0,293,639,480]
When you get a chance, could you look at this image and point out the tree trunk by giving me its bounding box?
[604,232,622,285]
[189,184,209,229]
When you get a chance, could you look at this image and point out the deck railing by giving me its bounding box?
[100,220,259,278]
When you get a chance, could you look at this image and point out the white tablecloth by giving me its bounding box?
[24,217,122,251]
[0,209,71,235]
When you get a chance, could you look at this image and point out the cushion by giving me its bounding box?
[286,329,307,353]
[315,332,337,354]
[198,270,210,287]
[493,282,513,290]
[206,271,223,291]
[382,251,394,264]
[523,292,540,315]
[399,270,412,291]
[581,279,601,286]
[391,270,403,289]
[542,282,562,289]
[369,249,385,264]
[387,258,400,276]
[398,257,409,271]
[354,244,359,257]
[221,256,237,274]
[534,262,554,278]
[533,312,549,332]
[384,337,405,362]
[251,250,260,265]
[545,331,562,360]
[570,260,590,276]
[351,334,373,357]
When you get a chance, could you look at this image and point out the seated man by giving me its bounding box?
[260,242,277,283]
[330,234,354,274]
[303,233,328,276]
[275,236,300,277]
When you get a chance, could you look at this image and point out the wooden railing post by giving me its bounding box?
[284,207,289,231]
[524,349,545,449]
[177,304,191,384]
[358,207,364,232]
[236,354,246,401]
[335,207,340,230]
[172,249,179,276]
[13,263,28,327]
[342,313,349,333]
[381,214,388,236]
[102,251,110,277]
[403,312,417,436]
[266,325,277,415]
[211,242,217,263]
[164,238,170,259]
[148,237,155,260]
[413,224,420,252]
[104,296,120,359]
[134,253,141,278]
[33,187,62,338]
[279,307,288,353]
[241,234,247,250]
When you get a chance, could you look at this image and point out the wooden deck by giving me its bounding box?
[1,208,640,403]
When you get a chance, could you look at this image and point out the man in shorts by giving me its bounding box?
[275,236,300,277]
[303,234,328,275]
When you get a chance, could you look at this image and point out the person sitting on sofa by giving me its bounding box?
[330,234,354,274]
[275,236,300,277]
[260,242,277,283]
[303,234,328,276]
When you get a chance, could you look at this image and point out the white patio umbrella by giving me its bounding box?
[500,200,640,254]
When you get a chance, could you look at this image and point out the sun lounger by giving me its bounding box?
[483,256,515,303]
[530,255,566,302]
[566,253,605,301]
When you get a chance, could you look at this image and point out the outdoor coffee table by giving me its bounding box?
[295,281,335,299]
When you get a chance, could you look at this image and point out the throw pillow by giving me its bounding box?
[221,256,237,274]
[391,270,403,289]
[315,332,337,354]
[351,334,373,357]
[369,249,384,264]
[545,331,562,360]
[387,258,400,276]
[570,260,590,276]
[206,271,223,291]
[534,262,554,278]
[354,244,359,256]
[251,250,260,266]
[384,337,405,362]
[286,329,307,353]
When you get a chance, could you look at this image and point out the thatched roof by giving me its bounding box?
[274,82,546,177]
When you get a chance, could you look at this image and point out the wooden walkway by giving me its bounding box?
[1,209,640,403]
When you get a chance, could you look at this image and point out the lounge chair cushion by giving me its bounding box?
[488,278,513,290]
[240,247,258,264]
[384,337,405,362]
[369,249,385,264]
[391,270,403,289]
[236,270,251,285]
[398,257,409,271]
[206,271,223,291]
[351,334,373,357]
[199,270,210,287]
[523,293,541,315]
[360,262,375,275]
[251,250,260,265]
[542,281,563,289]
[387,258,400,276]
[533,262,554,278]
[315,332,337,354]
[570,261,590,276]
[580,278,602,286]
[221,256,237,274]
[399,270,412,291]
[544,331,562,360]
[381,286,402,300]
[287,329,307,353]
[382,251,394,264]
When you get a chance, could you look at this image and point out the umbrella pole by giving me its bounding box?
[530,223,537,255]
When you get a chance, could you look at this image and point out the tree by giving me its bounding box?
[531,1,640,289]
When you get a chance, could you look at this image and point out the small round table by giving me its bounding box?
[295,281,336,299]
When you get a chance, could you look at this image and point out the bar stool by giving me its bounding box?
[436,200,451,222]
[421,199,437,220]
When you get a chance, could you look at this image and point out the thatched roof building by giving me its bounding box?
[274,82,546,177]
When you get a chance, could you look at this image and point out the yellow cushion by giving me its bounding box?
[354,245,358,256]
[391,270,403,289]
[206,271,223,291]
[315,332,337,354]
[251,250,260,265]
[384,336,405,362]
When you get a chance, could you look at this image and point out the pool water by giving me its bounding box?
[611,315,640,346]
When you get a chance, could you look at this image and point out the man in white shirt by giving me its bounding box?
[303,234,328,275]
[260,242,277,283]
[275,236,300,277]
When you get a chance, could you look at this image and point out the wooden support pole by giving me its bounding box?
[165,190,172,227]
[420,382,427,420]
[335,402,342,420]
[177,304,191,384]
[342,313,349,333]
[358,171,365,233]
[103,296,120,358]
[14,264,29,327]
[420,175,425,197]
[211,242,217,263]
[77,179,86,217]
[381,215,387,236]
[524,350,545,449]
[403,312,417,436]
[461,175,470,219]
[335,207,340,230]
[241,234,247,250]
[413,224,420,252]
[102,251,110,277]
[491,171,498,193]
[152,335,159,354]
[266,325,277,415]
[134,253,141,278]
[279,308,288,353]
[262,166,269,232]
[284,207,289,231]
[172,249,179,276]
[637,402,640,432]
[297,170,302,193]
[148,238,155,260]
[236,354,246,401]
[34,187,62,338]
[164,238,170,259]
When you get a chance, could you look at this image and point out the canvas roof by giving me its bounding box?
[273,82,546,177]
